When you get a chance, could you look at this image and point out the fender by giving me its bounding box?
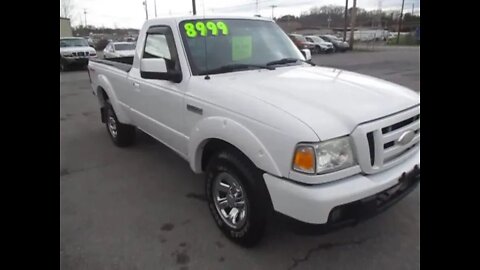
[96,74,132,124]
[188,116,282,176]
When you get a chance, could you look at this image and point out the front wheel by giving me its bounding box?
[206,149,272,247]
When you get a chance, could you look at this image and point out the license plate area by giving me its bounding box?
[375,165,420,206]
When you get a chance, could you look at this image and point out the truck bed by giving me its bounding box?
[90,57,133,72]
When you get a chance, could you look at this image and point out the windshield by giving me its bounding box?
[179,19,303,75]
[60,38,89,47]
[307,36,321,43]
[115,43,136,51]
[291,35,307,42]
[326,36,340,41]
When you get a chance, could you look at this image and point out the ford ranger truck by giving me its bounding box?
[88,16,420,247]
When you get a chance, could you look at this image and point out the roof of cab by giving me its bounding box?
[143,15,273,26]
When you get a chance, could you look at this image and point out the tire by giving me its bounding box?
[205,148,272,247]
[60,59,68,72]
[315,46,322,54]
[105,102,136,147]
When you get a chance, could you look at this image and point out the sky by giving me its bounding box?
[63,0,420,29]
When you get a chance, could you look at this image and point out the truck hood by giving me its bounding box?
[60,46,95,53]
[207,65,420,140]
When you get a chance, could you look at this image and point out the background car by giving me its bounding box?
[288,34,316,54]
[320,35,350,52]
[83,37,95,48]
[305,35,335,54]
[60,37,97,71]
[103,42,136,59]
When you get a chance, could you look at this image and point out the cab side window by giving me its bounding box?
[143,27,180,72]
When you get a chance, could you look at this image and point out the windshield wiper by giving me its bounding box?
[266,58,316,67]
[202,63,275,76]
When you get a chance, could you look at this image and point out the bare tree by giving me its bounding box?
[60,0,75,19]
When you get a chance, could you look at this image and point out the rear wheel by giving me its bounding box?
[206,148,272,247]
[105,102,136,147]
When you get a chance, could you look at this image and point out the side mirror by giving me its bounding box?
[301,49,312,61]
[140,58,182,83]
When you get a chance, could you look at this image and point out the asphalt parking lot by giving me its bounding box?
[60,46,420,270]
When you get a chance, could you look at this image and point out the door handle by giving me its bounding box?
[132,82,140,92]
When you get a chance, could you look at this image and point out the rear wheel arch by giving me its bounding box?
[97,86,109,106]
[94,78,132,124]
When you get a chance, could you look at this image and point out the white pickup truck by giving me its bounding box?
[88,16,420,247]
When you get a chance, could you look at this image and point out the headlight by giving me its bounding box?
[293,136,356,175]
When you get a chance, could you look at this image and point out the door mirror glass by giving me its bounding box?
[140,58,167,73]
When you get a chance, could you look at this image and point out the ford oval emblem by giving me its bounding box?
[397,130,415,146]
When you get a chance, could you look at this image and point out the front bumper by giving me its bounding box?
[62,56,96,65]
[264,149,419,224]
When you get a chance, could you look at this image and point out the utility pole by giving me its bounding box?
[412,3,414,15]
[192,0,197,15]
[378,0,383,28]
[84,9,87,27]
[143,1,148,20]
[154,0,157,17]
[349,0,357,49]
[255,0,259,15]
[328,15,332,29]
[343,0,348,41]
[270,5,277,20]
[396,0,405,44]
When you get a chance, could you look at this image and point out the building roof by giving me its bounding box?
[60,17,70,21]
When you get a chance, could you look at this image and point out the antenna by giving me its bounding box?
[203,0,210,79]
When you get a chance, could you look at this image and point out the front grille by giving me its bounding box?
[382,114,420,134]
[381,113,420,163]
[77,52,85,56]
[352,106,420,174]
[367,132,375,166]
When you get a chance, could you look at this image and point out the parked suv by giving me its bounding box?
[305,35,335,54]
[288,34,316,53]
[60,37,97,71]
[320,35,350,52]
